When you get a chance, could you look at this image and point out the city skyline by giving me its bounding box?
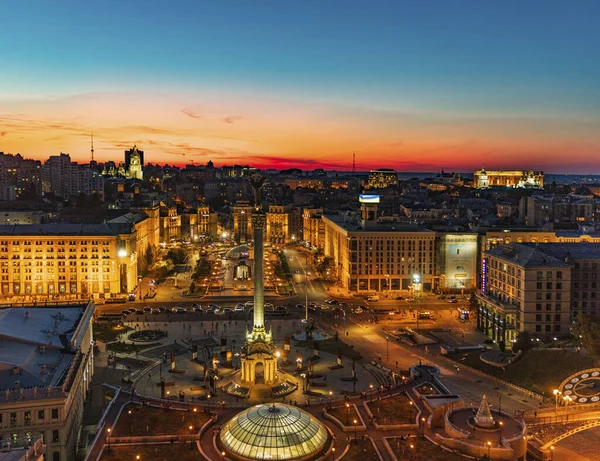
[2,1,600,173]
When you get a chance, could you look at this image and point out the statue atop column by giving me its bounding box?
[249,173,267,208]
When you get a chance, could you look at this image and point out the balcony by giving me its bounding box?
[476,292,518,314]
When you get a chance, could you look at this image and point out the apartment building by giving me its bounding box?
[302,208,324,249]
[478,244,572,343]
[0,302,94,461]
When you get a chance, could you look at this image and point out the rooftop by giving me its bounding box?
[485,244,569,268]
[520,242,600,260]
[0,304,92,390]
[323,214,433,234]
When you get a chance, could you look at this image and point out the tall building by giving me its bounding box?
[0,302,94,461]
[478,244,572,342]
[322,195,436,293]
[473,168,544,189]
[42,154,104,199]
[366,169,398,189]
[0,153,42,199]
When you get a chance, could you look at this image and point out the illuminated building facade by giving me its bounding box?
[323,195,436,293]
[232,201,253,243]
[366,169,398,189]
[474,168,544,189]
[302,208,324,249]
[0,215,156,300]
[437,233,478,290]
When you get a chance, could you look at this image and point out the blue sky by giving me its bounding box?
[1,0,600,171]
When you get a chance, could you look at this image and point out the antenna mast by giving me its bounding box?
[352,152,356,173]
[91,134,95,162]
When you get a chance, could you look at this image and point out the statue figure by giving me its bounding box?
[249,173,267,206]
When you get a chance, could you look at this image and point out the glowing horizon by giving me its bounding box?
[1,1,600,174]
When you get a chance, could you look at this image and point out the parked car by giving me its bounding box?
[264,303,274,309]
[157,306,167,313]
[449,299,459,303]
[177,307,187,313]
[320,304,330,310]
[295,304,304,309]
[245,301,255,308]
[353,307,364,314]
[143,306,153,314]
[366,295,379,302]
[135,309,145,315]
[193,305,203,312]
[223,307,234,314]
[234,304,245,312]
[121,309,131,315]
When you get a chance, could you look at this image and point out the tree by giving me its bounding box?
[189,282,196,293]
[574,313,600,361]
[512,331,532,353]
[166,248,187,265]
[145,245,155,269]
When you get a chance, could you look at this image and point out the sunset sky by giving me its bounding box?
[1,0,600,172]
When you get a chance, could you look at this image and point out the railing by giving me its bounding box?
[476,292,517,313]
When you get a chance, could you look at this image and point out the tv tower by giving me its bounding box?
[90,134,95,162]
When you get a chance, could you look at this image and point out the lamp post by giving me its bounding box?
[193,407,198,429]
[420,416,426,440]
[136,456,140,460]
[369,384,374,402]
[550,445,555,460]
[386,336,389,363]
[106,427,112,452]
[300,373,306,393]
[487,441,491,460]
[409,444,414,461]
[138,275,142,300]
[189,425,194,449]
[328,391,333,410]
[353,419,358,443]
[331,447,335,461]
[345,402,350,425]
[553,389,561,412]
[498,421,503,443]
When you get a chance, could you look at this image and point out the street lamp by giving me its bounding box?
[328,391,333,410]
[138,275,142,300]
[331,447,335,461]
[553,389,561,412]
[353,419,358,443]
[136,456,140,460]
[386,336,389,363]
[409,444,414,461]
[193,407,198,429]
[487,441,491,460]
[420,416,426,439]
[345,402,350,425]
[498,421,503,443]
[369,384,374,402]
[550,445,555,460]
[189,425,194,449]
[106,427,112,452]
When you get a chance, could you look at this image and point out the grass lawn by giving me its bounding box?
[388,437,465,461]
[107,342,160,354]
[366,393,418,425]
[448,349,596,396]
[328,404,360,427]
[101,443,201,461]
[112,404,210,437]
[341,438,380,461]
[95,324,131,343]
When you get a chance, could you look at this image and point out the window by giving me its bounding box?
[555,324,561,332]
[556,282,562,290]
[51,408,58,419]
[555,314,561,321]
[536,325,542,332]
[24,411,31,425]
[38,410,45,420]
[52,430,59,442]
[536,304,542,311]
[536,314,542,322]
[557,271,562,279]
[53,452,60,461]
[537,282,542,290]
[10,412,16,424]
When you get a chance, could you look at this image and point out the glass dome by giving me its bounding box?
[220,403,329,460]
